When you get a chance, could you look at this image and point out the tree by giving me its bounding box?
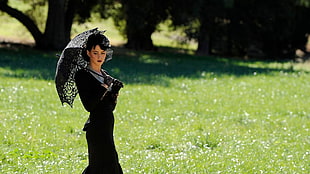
[168,0,232,56]
[0,0,77,50]
[169,0,310,59]
[0,0,113,50]
[195,0,231,56]
[114,0,171,50]
[227,0,310,58]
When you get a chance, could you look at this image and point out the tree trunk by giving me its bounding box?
[125,25,156,50]
[196,19,210,55]
[0,2,43,45]
[122,0,156,50]
[0,0,74,50]
[64,0,77,40]
[43,0,68,50]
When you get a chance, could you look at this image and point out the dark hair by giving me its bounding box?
[82,33,113,62]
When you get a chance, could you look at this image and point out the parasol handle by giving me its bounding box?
[100,83,113,100]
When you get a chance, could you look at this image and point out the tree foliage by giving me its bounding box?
[168,0,310,58]
[114,0,171,50]
[1,0,310,59]
[0,0,77,50]
[0,0,111,50]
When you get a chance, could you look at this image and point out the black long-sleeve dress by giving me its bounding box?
[75,68,123,174]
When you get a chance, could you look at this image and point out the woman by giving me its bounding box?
[75,32,123,174]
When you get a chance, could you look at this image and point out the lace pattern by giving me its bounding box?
[55,28,113,107]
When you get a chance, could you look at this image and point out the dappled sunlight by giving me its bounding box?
[1,47,309,84]
[0,48,57,80]
[104,49,310,87]
[1,47,310,173]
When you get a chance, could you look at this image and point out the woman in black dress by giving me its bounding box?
[75,33,123,174]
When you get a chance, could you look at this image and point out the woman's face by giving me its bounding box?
[87,45,107,67]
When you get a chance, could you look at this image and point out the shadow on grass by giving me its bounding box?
[0,47,57,80]
[104,47,296,86]
[0,47,297,86]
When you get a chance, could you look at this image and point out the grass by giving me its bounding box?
[0,3,309,172]
[0,46,309,173]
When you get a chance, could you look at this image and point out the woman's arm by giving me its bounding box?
[75,70,106,112]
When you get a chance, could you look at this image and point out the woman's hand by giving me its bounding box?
[111,79,123,94]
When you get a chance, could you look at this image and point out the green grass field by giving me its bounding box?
[0,46,309,173]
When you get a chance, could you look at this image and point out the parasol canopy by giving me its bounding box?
[55,28,113,107]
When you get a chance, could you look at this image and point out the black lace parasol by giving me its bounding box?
[55,28,113,107]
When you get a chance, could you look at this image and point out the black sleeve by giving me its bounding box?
[75,70,106,112]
